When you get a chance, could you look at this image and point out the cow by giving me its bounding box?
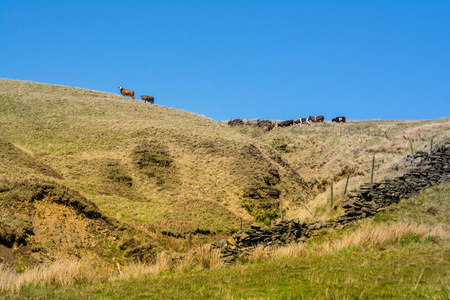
[265,123,275,131]
[118,87,135,99]
[141,95,155,104]
[275,120,294,128]
[307,116,325,124]
[332,116,346,123]
[294,118,310,126]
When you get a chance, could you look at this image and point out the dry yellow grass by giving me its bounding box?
[243,219,449,263]
[0,246,223,293]
[0,260,101,293]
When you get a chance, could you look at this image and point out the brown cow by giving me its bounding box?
[141,95,155,104]
[265,123,275,131]
[307,116,325,124]
[118,87,135,99]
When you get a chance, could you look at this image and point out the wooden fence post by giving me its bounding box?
[410,141,414,156]
[301,202,318,221]
[330,183,333,208]
[371,156,375,183]
[343,174,350,195]
[430,137,434,155]
[188,233,192,251]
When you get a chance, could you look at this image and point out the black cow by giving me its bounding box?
[276,120,294,128]
[141,95,155,104]
[332,116,346,123]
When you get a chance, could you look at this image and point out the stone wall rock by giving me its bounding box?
[337,141,449,225]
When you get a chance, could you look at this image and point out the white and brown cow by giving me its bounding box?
[141,95,155,104]
[118,87,135,99]
[332,116,346,123]
[294,118,310,126]
[307,116,325,124]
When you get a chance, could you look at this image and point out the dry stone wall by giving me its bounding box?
[336,141,450,225]
[211,141,450,263]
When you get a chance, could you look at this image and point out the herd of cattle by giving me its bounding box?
[264,115,346,131]
[118,87,155,104]
[118,86,347,130]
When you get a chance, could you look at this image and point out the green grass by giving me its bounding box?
[374,182,450,226]
[5,243,448,299]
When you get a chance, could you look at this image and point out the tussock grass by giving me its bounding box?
[0,260,101,293]
[239,220,449,264]
[0,248,221,293]
[177,244,222,272]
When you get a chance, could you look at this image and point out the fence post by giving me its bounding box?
[299,201,319,221]
[430,137,434,155]
[343,174,350,195]
[410,141,414,156]
[371,156,375,183]
[330,183,333,208]
[188,232,192,251]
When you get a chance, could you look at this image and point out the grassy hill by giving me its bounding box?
[0,79,313,231]
[0,78,449,297]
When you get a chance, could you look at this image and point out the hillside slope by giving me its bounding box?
[0,79,314,235]
[1,79,449,268]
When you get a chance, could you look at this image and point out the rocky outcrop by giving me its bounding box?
[227,119,273,128]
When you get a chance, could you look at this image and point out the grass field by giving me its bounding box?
[0,79,449,298]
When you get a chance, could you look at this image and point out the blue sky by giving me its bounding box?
[1,1,449,121]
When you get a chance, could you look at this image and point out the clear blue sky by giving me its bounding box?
[1,1,449,121]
